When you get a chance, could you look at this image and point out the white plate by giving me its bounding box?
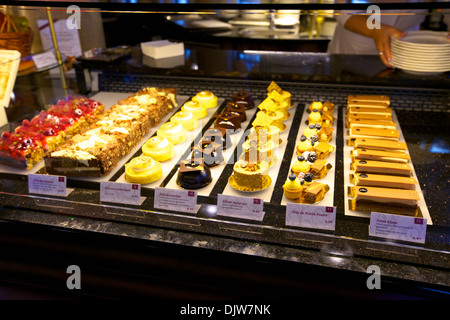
[391,48,450,61]
[391,42,450,53]
[391,46,450,58]
[390,61,450,73]
[392,31,450,47]
[390,57,450,67]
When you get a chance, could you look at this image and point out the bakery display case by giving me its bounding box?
[0,1,449,299]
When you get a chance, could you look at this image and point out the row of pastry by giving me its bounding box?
[125,90,221,185]
[228,81,291,192]
[174,90,256,190]
[45,88,177,177]
[345,95,421,217]
[283,100,336,204]
[0,96,105,170]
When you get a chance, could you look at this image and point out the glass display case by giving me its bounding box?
[0,0,448,300]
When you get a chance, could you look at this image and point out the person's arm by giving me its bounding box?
[343,14,405,67]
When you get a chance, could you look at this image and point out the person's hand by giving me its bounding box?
[369,24,405,68]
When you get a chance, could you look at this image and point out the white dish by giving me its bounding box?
[393,30,450,47]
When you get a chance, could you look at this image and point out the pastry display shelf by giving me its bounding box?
[342,108,432,225]
[0,86,448,272]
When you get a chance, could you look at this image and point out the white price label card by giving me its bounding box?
[100,181,144,206]
[369,212,427,244]
[28,174,72,197]
[217,194,264,221]
[32,50,58,69]
[154,187,198,214]
[286,203,336,231]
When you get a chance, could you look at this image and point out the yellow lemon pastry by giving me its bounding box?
[192,91,218,109]
[142,136,175,162]
[283,173,304,200]
[125,156,162,184]
[296,135,314,155]
[308,108,322,125]
[309,100,323,112]
[157,122,187,145]
[170,110,198,131]
[291,155,311,176]
[303,124,319,138]
[181,100,207,119]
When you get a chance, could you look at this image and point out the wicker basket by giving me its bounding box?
[0,13,34,58]
[0,28,34,57]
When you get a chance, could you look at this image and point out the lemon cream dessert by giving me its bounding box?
[308,108,322,125]
[291,155,311,176]
[142,136,175,162]
[192,91,218,109]
[125,156,162,184]
[283,173,304,200]
[309,100,323,112]
[181,100,207,119]
[170,110,198,131]
[157,122,187,145]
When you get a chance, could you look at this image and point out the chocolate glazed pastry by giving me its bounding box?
[225,101,247,122]
[176,159,212,189]
[214,112,241,133]
[232,91,255,110]
[191,140,224,167]
[203,127,232,150]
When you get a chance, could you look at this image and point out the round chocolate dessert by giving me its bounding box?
[214,112,241,133]
[225,101,247,122]
[203,127,232,150]
[176,159,212,189]
[191,140,224,167]
[232,91,255,109]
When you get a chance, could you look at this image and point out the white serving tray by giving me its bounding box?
[342,108,432,225]
[280,103,338,207]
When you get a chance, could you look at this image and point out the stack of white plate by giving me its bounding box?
[391,30,450,75]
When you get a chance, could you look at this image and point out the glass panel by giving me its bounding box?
[0,2,448,279]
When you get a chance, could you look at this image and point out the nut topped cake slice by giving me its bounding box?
[45,87,177,176]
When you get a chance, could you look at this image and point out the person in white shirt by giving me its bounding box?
[327,5,434,67]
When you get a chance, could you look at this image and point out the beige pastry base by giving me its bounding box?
[343,108,432,225]
[164,101,262,195]
[116,95,225,187]
[280,104,338,207]
[220,103,299,202]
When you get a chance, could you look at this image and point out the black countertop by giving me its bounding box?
[73,46,450,91]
